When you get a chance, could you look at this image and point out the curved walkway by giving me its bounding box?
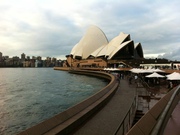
[72,79,136,135]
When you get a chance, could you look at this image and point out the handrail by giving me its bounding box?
[113,95,137,135]
[151,84,180,135]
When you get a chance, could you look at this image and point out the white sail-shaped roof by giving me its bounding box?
[105,32,130,57]
[134,42,144,58]
[70,25,108,59]
[108,40,134,59]
[69,26,144,60]
[90,32,130,58]
[135,43,139,48]
[96,44,108,57]
[90,44,107,57]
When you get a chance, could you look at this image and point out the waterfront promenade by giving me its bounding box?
[71,79,136,135]
[17,68,180,135]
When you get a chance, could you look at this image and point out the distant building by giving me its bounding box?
[35,60,42,67]
[4,56,9,59]
[32,56,36,60]
[37,56,42,61]
[21,53,26,61]
[27,56,30,60]
[0,52,2,61]
[23,61,31,67]
[0,52,3,66]
[0,52,59,67]
[46,57,52,67]
[13,56,20,67]
[4,58,13,67]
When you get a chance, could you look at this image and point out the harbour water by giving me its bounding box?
[0,68,108,135]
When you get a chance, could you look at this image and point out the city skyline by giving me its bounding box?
[0,51,61,60]
[0,0,180,60]
[0,51,62,67]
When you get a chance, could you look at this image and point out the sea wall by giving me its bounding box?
[54,67,70,71]
[18,69,119,135]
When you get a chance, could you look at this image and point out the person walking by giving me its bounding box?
[116,73,120,83]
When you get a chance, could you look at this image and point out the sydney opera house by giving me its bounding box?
[65,25,144,68]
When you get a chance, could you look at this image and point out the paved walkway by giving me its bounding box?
[163,101,180,135]
[71,79,136,135]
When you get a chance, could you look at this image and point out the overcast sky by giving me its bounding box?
[0,0,180,60]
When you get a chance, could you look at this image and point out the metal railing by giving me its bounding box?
[113,95,137,135]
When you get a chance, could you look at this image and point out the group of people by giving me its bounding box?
[116,73,124,83]
[128,75,138,84]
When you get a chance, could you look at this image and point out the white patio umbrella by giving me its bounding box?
[109,68,115,71]
[145,72,165,78]
[166,72,179,78]
[140,69,154,74]
[129,68,142,74]
[103,68,107,70]
[152,68,165,73]
[167,72,180,80]
[106,68,111,71]
[112,68,120,71]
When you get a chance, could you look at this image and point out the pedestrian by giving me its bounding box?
[134,75,138,83]
[129,76,132,84]
[116,73,120,83]
[170,81,173,89]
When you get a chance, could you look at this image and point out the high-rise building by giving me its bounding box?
[0,52,2,61]
[21,53,26,61]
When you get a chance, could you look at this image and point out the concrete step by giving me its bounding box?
[132,110,144,126]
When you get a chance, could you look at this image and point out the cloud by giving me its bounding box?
[158,47,180,60]
[0,0,180,60]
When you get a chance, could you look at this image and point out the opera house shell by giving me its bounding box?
[66,25,144,68]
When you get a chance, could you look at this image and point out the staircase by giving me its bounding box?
[132,110,144,126]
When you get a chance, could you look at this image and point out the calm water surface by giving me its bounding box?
[0,68,108,135]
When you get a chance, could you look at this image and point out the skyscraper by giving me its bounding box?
[21,53,26,61]
[0,52,2,61]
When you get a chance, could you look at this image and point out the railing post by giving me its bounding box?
[123,120,125,135]
[129,109,131,130]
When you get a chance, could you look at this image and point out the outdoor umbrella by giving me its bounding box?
[166,72,180,80]
[129,68,142,74]
[145,72,165,78]
[140,69,154,74]
[166,72,180,78]
[152,68,165,73]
